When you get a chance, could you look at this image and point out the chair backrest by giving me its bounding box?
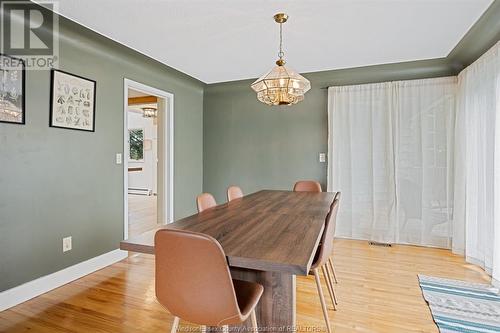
[313,198,339,269]
[293,180,322,192]
[196,193,217,213]
[155,229,242,326]
[227,186,243,202]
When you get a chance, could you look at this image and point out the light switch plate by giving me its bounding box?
[319,153,326,163]
[116,153,122,164]
[63,236,72,252]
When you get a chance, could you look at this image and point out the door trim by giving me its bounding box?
[123,78,174,240]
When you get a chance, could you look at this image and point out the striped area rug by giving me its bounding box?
[418,275,500,332]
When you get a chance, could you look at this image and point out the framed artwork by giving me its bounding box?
[50,69,96,132]
[0,53,25,124]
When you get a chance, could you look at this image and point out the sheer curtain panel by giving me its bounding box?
[328,83,396,243]
[453,42,500,286]
[328,77,456,248]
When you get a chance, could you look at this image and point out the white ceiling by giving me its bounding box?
[128,103,157,115]
[48,0,493,83]
[128,89,150,98]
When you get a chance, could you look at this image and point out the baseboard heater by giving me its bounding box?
[368,241,392,247]
[128,188,152,196]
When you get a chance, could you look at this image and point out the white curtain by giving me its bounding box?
[328,83,396,243]
[453,42,500,286]
[328,77,456,248]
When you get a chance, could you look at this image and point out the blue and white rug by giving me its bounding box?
[418,275,500,332]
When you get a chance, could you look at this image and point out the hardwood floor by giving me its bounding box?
[0,239,491,333]
[128,194,157,237]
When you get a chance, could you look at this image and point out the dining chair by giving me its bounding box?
[196,193,217,213]
[227,185,243,202]
[155,229,263,333]
[309,198,340,333]
[293,180,322,192]
[327,192,341,285]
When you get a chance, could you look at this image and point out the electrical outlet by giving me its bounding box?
[319,153,326,163]
[63,236,72,252]
[116,153,122,164]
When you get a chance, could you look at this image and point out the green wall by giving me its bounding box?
[203,60,455,202]
[0,9,204,291]
[203,0,500,203]
[1,0,499,293]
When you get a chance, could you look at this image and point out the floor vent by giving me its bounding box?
[368,241,392,247]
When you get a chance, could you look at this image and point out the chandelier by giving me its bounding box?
[142,107,157,118]
[251,13,311,106]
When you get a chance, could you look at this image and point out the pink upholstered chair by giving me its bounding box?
[293,180,322,192]
[328,192,341,284]
[309,198,340,333]
[227,186,243,202]
[196,193,217,213]
[155,229,263,332]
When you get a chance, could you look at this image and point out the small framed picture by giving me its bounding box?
[0,53,25,125]
[50,69,96,132]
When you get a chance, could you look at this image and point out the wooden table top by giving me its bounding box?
[120,190,336,275]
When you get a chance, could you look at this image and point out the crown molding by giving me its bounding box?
[448,0,500,69]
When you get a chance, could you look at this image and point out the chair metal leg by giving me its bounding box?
[250,310,258,332]
[321,265,337,310]
[324,263,338,305]
[171,316,180,333]
[328,258,338,283]
[313,268,332,333]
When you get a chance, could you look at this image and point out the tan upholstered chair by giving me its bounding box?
[155,229,263,332]
[293,180,322,192]
[327,192,342,284]
[196,193,217,213]
[309,198,340,333]
[227,186,244,202]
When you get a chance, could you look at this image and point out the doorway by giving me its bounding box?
[123,79,174,239]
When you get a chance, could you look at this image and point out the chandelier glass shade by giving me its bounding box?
[251,13,310,106]
[251,64,311,106]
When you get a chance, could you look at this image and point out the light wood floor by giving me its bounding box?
[128,194,157,237]
[0,240,491,333]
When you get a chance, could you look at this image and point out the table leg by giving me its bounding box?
[230,268,296,332]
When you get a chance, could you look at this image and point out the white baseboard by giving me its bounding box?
[128,188,152,196]
[0,249,128,312]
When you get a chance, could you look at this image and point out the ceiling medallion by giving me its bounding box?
[251,13,311,106]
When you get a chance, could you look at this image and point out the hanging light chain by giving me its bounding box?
[278,22,284,60]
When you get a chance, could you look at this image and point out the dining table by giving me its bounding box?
[120,189,337,332]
